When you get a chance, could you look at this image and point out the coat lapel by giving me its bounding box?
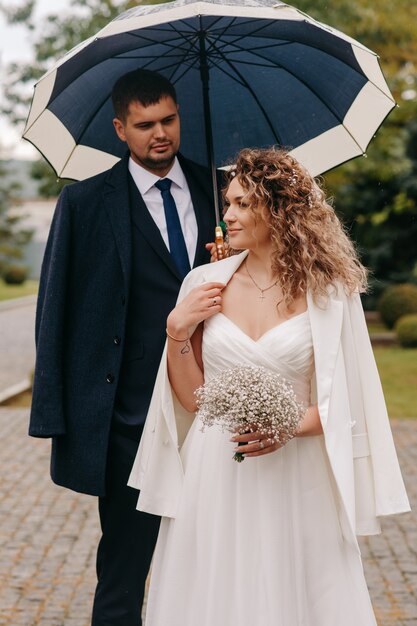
[308,290,360,548]
[307,289,343,430]
[102,156,132,292]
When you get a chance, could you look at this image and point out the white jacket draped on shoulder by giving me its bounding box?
[128,251,410,547]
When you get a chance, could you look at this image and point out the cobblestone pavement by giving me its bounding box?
[0,299,36,393]
[0,409,416,626]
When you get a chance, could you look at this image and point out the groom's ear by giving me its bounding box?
[113,118,127,143]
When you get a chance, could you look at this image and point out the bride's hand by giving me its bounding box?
[167,282,225,338]
[230,429,283,457]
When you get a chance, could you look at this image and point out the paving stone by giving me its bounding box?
[0,409,416,625]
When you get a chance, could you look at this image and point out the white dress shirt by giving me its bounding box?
[128,157,198,266]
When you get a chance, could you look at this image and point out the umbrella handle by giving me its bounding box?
[215,226,226,260]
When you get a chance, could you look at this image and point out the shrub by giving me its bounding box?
[3,264,28,285]
[396,314,417,348]
[378,284,417,329]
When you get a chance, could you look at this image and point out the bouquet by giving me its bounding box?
[195,365,305,462]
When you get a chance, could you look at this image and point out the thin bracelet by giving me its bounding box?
[166,329,189,342]
[166,328,191,354]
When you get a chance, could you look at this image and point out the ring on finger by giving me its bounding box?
[212,297,217,306]
[259,440,265,450]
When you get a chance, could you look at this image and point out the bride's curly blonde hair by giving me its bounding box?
[225,147,367,307]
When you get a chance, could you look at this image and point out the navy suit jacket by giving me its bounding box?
[29,154,216,496]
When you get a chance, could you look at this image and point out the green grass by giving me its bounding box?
[367,321,393,335]
[373,347,417,419]
[0,280,39,302]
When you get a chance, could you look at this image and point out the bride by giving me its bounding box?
[129,147,410,626]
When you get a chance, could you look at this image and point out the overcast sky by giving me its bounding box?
[0,0,72,160]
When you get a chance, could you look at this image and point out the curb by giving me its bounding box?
[0,378,32,405]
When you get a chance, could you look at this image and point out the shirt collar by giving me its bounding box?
[128,156,186,195]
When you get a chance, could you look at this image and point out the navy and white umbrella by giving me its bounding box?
[24,0,395,201]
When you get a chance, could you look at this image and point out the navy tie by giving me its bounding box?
[155,178,191,278]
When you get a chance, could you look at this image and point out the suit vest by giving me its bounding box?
[112,174,185,439]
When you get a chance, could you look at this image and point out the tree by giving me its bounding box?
[30,159,70,198]
[293,1,417,301]
[0,160,33,278]
[1,0,164,195]
[2,0,416,290]
[323,119,417,308]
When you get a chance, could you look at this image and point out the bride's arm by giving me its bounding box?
[166,323,204,413]
[166,281,224,412]
[295,404,323,437]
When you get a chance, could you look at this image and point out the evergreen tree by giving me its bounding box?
[1,0,163,196]
[0,160,33,278]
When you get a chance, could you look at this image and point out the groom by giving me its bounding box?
[29,68,217,625]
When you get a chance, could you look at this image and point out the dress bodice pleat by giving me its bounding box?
[203,310,314,404]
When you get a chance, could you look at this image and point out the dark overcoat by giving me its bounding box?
[29,154,216,496]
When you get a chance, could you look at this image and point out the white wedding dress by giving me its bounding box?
[144,311,377,626]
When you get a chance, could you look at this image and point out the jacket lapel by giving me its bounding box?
[307,289,343,430]
[102,156,132,292]
[103,153,217,285]
[128,174,182,280]
[179,155,216,268]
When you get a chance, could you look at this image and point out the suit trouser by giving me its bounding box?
[91,431,161,626]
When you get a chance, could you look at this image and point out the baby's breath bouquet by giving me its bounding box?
[195,365,305,462]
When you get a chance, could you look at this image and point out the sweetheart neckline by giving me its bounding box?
[216,310,309,343]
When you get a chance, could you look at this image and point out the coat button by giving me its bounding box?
[113,336,121,345]
[106,374,115,384]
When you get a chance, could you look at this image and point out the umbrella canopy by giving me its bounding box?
[24,0,395,184]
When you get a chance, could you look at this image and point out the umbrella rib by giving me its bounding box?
[75,93,117,147]
[210,39,371,150]
[207,19,281,54]
[36,10,393,177]
[52,38,199,151]
[208,41,283,146]
[213,39,293,57]
[211,39,377,155]
[117,52,193,61]
[123,30,196,55]
[206,19,290,59]
[155,19,201,53]
[78,62,198,148]
[205,56,252,89]
[203,16,241,55]
[74,48,199,149]
[121,55,197,76]
[153,22,206,70]
[168,58,200,85]
[216,33,393,110]
[208,18,381,91]
[59,142,83,179]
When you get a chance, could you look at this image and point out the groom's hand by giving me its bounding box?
[205,241,230,263]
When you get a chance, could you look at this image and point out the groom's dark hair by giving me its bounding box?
[112,68,177,122]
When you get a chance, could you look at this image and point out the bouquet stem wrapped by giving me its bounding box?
[195,365,305,462]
